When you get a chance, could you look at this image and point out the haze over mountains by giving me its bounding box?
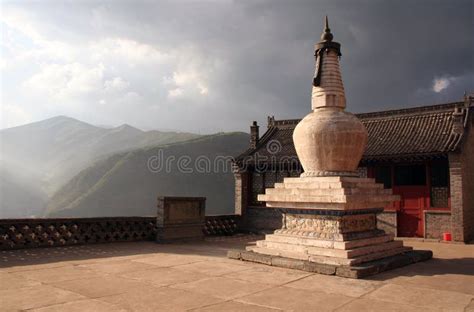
[0,116,248,218]
[47,133,249,217]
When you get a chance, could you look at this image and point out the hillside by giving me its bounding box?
[0,116,201,217]
[0,163,48,218]
[0,116,200,192]
[46,132,250,217]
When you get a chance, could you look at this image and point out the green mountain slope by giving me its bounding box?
[46,132,250,217]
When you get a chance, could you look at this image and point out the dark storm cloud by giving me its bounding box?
[1,0,472,132]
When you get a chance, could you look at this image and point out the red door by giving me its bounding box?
[369,164,429,238]
[393,186,428,237]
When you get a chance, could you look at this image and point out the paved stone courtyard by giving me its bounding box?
[0,235,473,311]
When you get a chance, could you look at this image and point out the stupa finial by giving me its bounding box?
[316,16,340,56]
[312,15,342,92]
[321,16,333,42]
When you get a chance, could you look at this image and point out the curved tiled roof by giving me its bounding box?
[236,100,472,165]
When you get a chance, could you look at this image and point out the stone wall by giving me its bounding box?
[448,108,474,243]
[377,211,397,236]
[425,211,451,239]
[461,115,474,242]
[449,153,464,241]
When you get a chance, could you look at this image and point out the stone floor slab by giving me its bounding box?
[50,275,149,298]
[131,253,206,267]
[370,258,474,295]
[171,276,274,300]
[30,299,127,312]
[0,285,86,311]
[364,283,473,311]
[237,285,353,311]
[172,259,252,276]
[13,265,100,283]
[100,286,224,311]
[285,273,380,297]
[334,298,436,312]
[120,267,210,287]
[192,300,282,311]
[77,259,157,275]
[0,271,41,290]
[388,272,474,295]
[223,265,312,285]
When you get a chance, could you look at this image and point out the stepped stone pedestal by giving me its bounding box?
[228,176,432,278]
[248,176,412,267]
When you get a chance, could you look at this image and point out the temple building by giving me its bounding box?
[234,94,474,242]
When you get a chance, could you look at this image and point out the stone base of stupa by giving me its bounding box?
[228,176,432,278]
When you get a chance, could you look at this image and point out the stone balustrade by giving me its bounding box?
[0,215,241,250]
[204,215,240,236]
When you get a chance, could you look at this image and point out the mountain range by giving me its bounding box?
[0,116,249,218]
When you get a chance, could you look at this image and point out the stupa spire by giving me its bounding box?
[321,15,333,42]
[312,16,345,110]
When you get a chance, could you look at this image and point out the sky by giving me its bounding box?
[1,0,473,133]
